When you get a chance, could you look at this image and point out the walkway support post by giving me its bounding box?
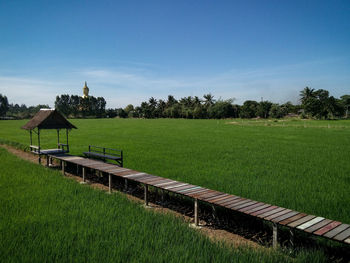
[38,129,41,164]
[108,174,112,194]
[62,161,65,175]
[289,229,295,248]
[124,179,128,192]
[273,223,278,248]
[82,167,86,182]
[194,199,199,226]
[161,189,165,205]
[144,184,149,206]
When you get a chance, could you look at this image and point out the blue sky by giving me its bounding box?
[0,0,349,108]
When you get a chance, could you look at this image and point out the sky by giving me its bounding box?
[0,0,349,108]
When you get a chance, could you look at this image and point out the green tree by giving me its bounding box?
[0,94,9,117]
[340,95,350,118]
[299,87,315,104]
[239,100,259,118]
[257,101,272,118]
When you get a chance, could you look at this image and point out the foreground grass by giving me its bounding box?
[0,148,328,262]
[0,118,349,225]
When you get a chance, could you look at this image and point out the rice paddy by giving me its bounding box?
[0,118,349,224]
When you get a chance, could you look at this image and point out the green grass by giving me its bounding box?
[0,147,328,262]
[0,118,349,225]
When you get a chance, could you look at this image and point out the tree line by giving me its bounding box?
[1,88,349,119]
[106,88,349,120]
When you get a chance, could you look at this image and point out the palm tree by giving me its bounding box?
[203,93,215,107]
[299,87,315,104]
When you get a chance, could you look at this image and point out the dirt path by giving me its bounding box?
[1,145,265,251]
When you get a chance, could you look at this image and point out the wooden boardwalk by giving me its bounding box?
[48,153,350,247]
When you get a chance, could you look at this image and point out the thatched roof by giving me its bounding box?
[21,109,77,130]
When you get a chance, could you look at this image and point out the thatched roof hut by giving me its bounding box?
[21,109,77,130]
[21,109,77,160]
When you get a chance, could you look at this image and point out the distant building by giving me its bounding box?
[82,81,89,98]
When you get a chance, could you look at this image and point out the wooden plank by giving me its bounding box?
[122,172,148,178]
[272,211,299,223]
[202,193,228,202]
[225,199,251,209]
[167,183,191,190]
[188,189,213,198]
[164,183,188,190]
[204,193,230,202]
[116,170,139,176]
[241,203,270,214]
[264,209,292,221]
[110,169,132,175]
[127,175,155,182]
[249,206,278,216]
[154,180,177,187]
[230,200,258,210]
[172,185,197,193]
[89,163,112,169]
[215,196,241,206]
[103,167,128,173]
[159,182,182,189]
[279,213,307,225]
[214,196,240,206]
[212,195,239,205]
[256,207,285,219]
[182,188,207,195]
[143,178,169,185]
[345,238,350,244]
[196,191,224,201]
[313,221,342,236]
[145,178,172,186]
[177,186,202,193]
[136,176,162,183]
[304,219,332,233]
[323,224,350,239]
[287,215,316,228]
[297,217,325,230]
[190,189,216,198]
[238,202,265,212]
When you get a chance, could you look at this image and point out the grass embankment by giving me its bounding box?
[0,118,349,224]
[0,148,327,262]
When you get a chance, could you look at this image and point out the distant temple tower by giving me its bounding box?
[82,81,89,98]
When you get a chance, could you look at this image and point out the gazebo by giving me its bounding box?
[21,109,77,163]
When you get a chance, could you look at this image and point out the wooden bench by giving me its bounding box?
[30,143,69,155]
[83,145,123,167]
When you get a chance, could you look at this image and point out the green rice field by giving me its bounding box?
[0,118,349,225]
[0,147,327,262]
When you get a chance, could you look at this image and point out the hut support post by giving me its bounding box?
[108,174,112,194]
[144,184,149,206]
[194,199,199,226]
[38,129,41,164]
[273,223,278,248]
[66,129,69,152]
[30,130,32,145]
[46,155,49,167]
[57,129,60,147]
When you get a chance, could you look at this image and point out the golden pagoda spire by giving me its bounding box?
[83,81,89,98]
